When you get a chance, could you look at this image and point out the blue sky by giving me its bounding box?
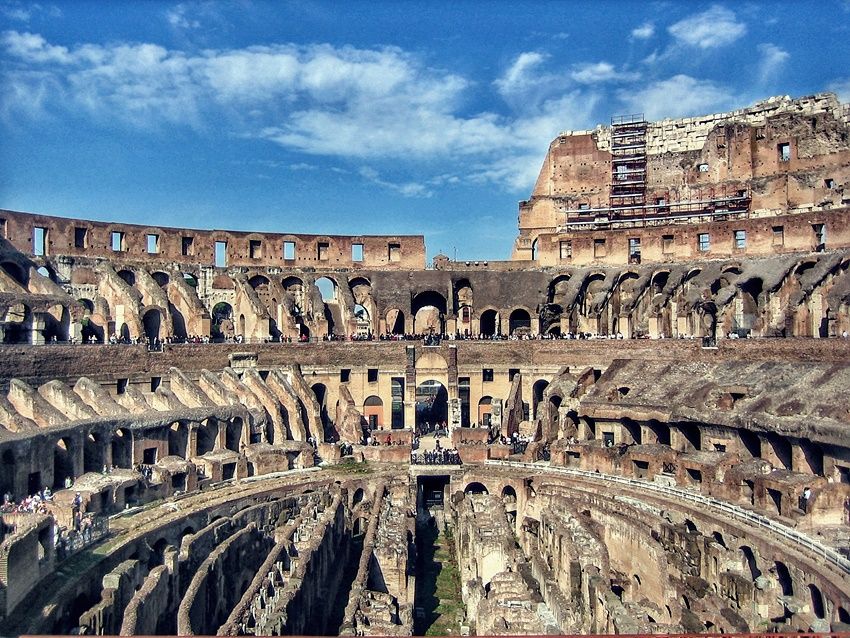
[1,1,849,261]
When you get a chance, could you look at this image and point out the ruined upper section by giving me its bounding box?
[515,93,850,265]
[0,209,426,270]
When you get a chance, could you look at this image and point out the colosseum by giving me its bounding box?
[0,92,849,636]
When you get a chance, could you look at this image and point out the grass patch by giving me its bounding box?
[422,528,465,636]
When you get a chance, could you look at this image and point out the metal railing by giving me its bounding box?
[485,460,850,577]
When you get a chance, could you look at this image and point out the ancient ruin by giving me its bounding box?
[1,93,849,636]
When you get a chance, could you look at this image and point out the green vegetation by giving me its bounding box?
[415,522,465,636]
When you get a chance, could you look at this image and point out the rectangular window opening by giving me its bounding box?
[340,368,351,383]
[559,240,572,260]
[628,237,641,261]
[662,234,674,254]
[352,243,364,262]
[215,241,227,267]
[181,236,194,256]
[778,142,791,162]
[824,178,835,189]
[117,378,129,395]
[593,238,607,258]
[147,234,160,254]
[813,223,826,250]
[0,218,6,239]
[74,227,87,249]
[33,227,47,256]
[698,233,710,252]
[772,226,785,246]
[698,163,709,172]
[249,239,262,259]
[283,241,295,260]
[482,368,494,382]
[111,231,125,252]
[508,368,520,382]
[150,376,161,392]
[734,230,746,250]
[388,242,401,262]
[367,368,378,383]
[317,241,329,260]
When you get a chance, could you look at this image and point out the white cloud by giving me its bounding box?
[756,43,789,85]
[358,166,432,198]
[0,31,599,192]
[166,4,201,29]
[1,2,61,22]
[618,74,735,120]
[668,5,746,49]
[569,62,638,84]
[631,22,655,40]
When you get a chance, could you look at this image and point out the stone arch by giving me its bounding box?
[117,269,136,287]
[412,290,446,334]
[464,481,488,495]
[142,307,162,342]
[36,265,57,282]
[151,271,170,287]
[385,308,405,335]
[739,545,761,581]
[212,302,234,340]
[315,276,338,302]
[509,308,532,335]
[363,395,383,429]
[43,303,70,342]
[478,396,493,426]
[415,380,448,430]
[479,308,499,336]
[352,487,365,506]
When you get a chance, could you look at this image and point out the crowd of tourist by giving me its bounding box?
[1,488,53,514]
[411,448,461,465]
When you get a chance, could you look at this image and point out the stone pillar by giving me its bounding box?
[492,398,504,437]
[405,346,416,429]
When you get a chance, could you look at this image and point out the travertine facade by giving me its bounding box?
[1,93,850,637]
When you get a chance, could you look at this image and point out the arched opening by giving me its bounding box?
[117,269,135,287]
[142,308,162,343]
[211,302,234,340]
[43,303,70,342]
[454,280,474,334]
[53,438,74,489]
[385,308,405,335]
[83,432,104,474]
[353,516,367,537]
[775,561,793,597]
[169,423,188,457]
[315,277,337,302]
[501,485,517,503]
[477,396,493,427]
[363,395,383,430]
[464,482,488,495]
[3,303,31,343]
[532,380,549,420]
[531,238,539,261]
[312,383,333,440]
[0,261,27,287]
[808,583,825,619]
[509,308,532,335]
[36,265,56,282]
[415,380,448,431]
[151,272,170,287]
[118,322,130,342]
[182,272,198,288]
[479,309,498,336]
[353,488,365,506]
[196,420,217,456]
[111,428,132,468]
[226,418,243,452]
[353,304,371,337]
[412,291,447,335]
[740,545,761,581]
